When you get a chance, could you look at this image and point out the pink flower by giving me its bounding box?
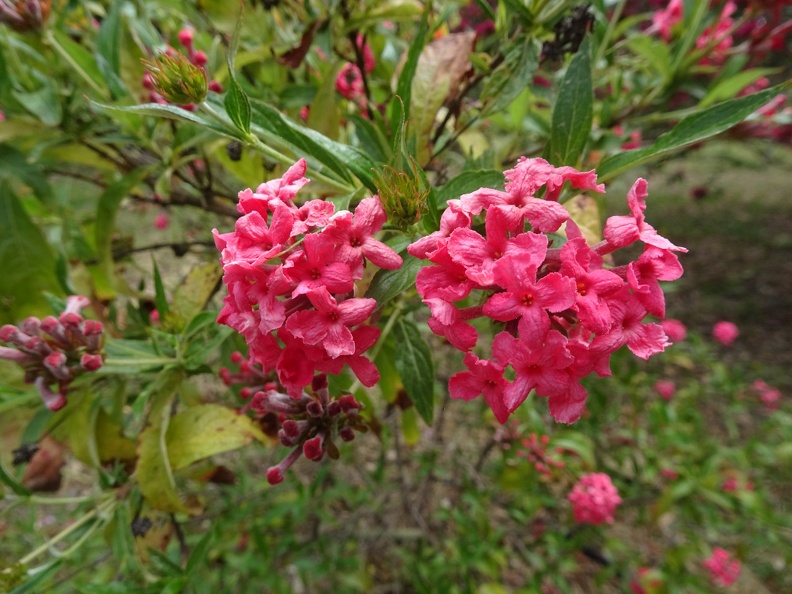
[285,287,376,358]
[324,196,402,276]
[567,473,622,525]
[653,379,676,401]
[703,548,741,587]
[660,468,679,480]
[448,352,509,423]
[652,0,682,41]
[752,379,781,411]
[154,213,169,230]
[336,63,365,101]
[713,321,739,346]
[661,318,687,343]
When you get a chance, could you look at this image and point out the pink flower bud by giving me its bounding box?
[59,312,83,328]
[21,317,41,336]
[44,351,71,381]
[338,394,360,413]
[266,466,284,485]
[65,295,90,315]
[208,80,223,93]
[303,435,324,461]
[339,427,355,442]
[81,354,103,371]
[0,346,32,364]
[713,321,739,346]
[192,50,207,67]
[154,213,169,230]
[178,28,194,48]
[306,400,323,417]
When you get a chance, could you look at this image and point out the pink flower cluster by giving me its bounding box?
[0,296,104,411]
[336,35,375,108]
[703,547,741,587]
[213,159,402,399]
[221,356,367,484]
[752,379,781,411]
[652,1,737,63]
[142,28,222,107]
[410,157,686,425]
[567,472,622,525]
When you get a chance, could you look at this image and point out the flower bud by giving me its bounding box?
[303,435,324,461]
[81,353,104,371]
[142,51,208,105]
[177,28,194,48]
[0,0,51,31]
[374,157,431,230]
[266,466,284,485]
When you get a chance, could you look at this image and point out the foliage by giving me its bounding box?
[1,0,791,591]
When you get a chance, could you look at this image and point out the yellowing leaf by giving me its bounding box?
[135,368,197,514]
[165,404,266,472]
[409,32,475,164]
[166,262,223,330]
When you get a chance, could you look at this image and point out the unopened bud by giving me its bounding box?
[35,376,66,411]
[374,157,430,230]
[21,317,41,336]
[81,353,103,371]
[64,295,90,315]
[142,51,208,105]
[208,80,223,93]
[306,400,323,417]
[177,28,194,48]
[266,466,284,485]
[338,394,360,413]
[303,435,324,461]
[339,427,356,442]
[192,50,208,67]
[0,0,51,31]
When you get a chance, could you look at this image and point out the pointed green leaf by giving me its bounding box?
[598,81,792,181]
[393,318,434,424]
[224,79,252,135]
[0,185,62,323]
[546,36,592,166]
[365,253,423,306]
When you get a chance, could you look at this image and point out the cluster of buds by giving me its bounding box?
[373,156,431,230]
[412,157,686,425]
[0,0,50,31]
[567,472,622,525]
[213,158,401,400]
[0,296,104,411]
[751,379,781,411]
[221,357,366,484]
[515,433,565,477]
[142,28,222,108]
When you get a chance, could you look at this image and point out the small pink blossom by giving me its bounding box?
[154,213,169,230]
[660,468,679,480]
[652,0,682,41]
[703,548,741,588]
[661,318,687,343]
[653,379,676,401]
[712,321,739,346]
[567,473,622,525]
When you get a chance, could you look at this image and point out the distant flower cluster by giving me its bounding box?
[568,472,622,525]
[0,296,104,411]
[411,157,686,424]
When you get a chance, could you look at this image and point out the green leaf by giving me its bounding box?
[0,184,62,323]
[166,404,266,472]
[100,339,177,375]
[12,81,62,127]
[152,257,170,320]
[480,39,541,115]
[365,253,423,306]
[248,99,378,191]
[435,169,505,206]
[698,68,777,108]
[185,528,215,575]
[95,0,127,99]
[626,36,671,83]
[393,318,434,424]
[546,36,592,167]
[47,30,108,98]
[93,101,235,138]
[597,81,792,181]
[0,143,53,205]
[91,170,148,299]
[390,8,430,139]
[224,79,252,136]
[0,456,31,496]
[136,368,195,514]
[166,262,223,331]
